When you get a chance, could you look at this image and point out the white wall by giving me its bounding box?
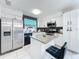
[38,12,63,27]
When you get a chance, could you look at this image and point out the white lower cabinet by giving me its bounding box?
[53,35,64,47]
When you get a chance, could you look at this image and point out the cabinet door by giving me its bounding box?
[63,12,71,49]
[54,35,64,46]
[71,10,77,31]
[70,10,79,52]
[76,10,79,53]
[1,18,12,53]
[77,10,79,30]
[12,20,24,49]
[63,12,71,31]
[63,10,79,53]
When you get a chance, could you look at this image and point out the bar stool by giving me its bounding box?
[46,42,67,59]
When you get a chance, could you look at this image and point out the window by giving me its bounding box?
[23,15,37,33]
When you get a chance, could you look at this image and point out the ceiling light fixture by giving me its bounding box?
[32,9,42,15]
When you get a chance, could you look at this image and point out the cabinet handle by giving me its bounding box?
[67,27,69,31]
[70,27,72,31]
[67,27,72,31]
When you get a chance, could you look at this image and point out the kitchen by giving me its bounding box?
[0,0,79,59]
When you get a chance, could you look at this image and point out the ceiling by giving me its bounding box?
[1,0,79,18]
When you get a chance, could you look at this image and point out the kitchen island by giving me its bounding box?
[28,32,77,59]
[31,32,63,45]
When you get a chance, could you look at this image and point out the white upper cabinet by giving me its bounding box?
[55,16,63,27]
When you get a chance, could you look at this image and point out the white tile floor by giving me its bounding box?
[0,46,32,59]
[0,39,78,59]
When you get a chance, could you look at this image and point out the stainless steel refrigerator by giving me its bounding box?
[0,17,24,54]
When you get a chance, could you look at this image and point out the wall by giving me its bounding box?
[38,12,63,27]
[0,6,23,20]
